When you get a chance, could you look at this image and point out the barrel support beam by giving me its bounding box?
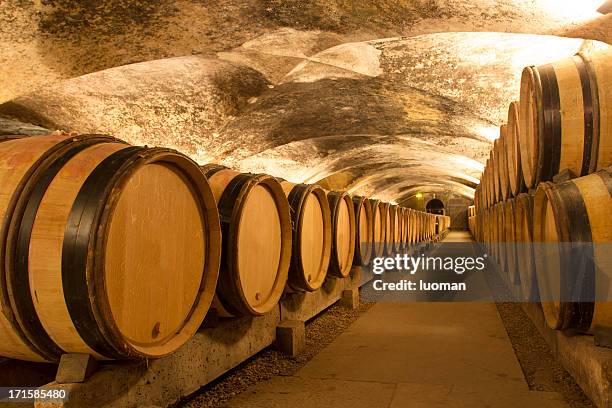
[340,288,360,310]
[56,354,98,384]
[275,320,306,357]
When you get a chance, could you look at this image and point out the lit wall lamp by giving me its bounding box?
[415,193,423,199]
[599,0,612,13]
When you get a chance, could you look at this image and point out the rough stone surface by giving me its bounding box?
[1,0,610,103]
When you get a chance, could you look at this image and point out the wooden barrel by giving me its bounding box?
[483,209,491,251]
[352,196,373,266]
[406,208,414,246]
[421,212,427,242]
[1,135,222,362]
[481,164,489,208]
[202,166,292,311]
[401,208,409,251]
[498,125,511,201]
[493,139,501,204]
[487,152,495,206]
[504,199,519,285]
[380,203,393,255]
[389,205,402,253]
[487,158,494,207]
[519,49,612,188]
[327,191,356,278]
[398,207,406,252]
[498,202,507,274]
[533,168,612,331]
[506,101,525,196]
[369,199,385,258]
[490,204,499,262]
[515,193,538,301]
[413,210,420,243]
[280,182,332,292]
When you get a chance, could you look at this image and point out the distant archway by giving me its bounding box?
[426,198,445,215]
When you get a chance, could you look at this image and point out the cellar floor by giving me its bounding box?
[222,232,568,408]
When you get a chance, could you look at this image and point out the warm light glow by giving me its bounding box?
[473,125,500,141]
[538,0,603,20]
[415,193,423,199]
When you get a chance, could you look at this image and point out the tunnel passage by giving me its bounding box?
[426,198,445,215]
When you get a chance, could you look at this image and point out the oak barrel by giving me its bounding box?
[280,181,332,292]
[498,125,511,201]
[352,196,373,266]
[515,193,538,301]
[1,135,222,362]
[389,205,402,253]
[519,49,612,188]
[327,191,356,278]
[506,101,525,196]
[533,168,612,331]
[202,166,292,312]
[504,199,519,285]
[493,139,501,204]
[380,203,393,255]
[370,199,385,258]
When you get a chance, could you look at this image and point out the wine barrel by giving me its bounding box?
[497,202,507,275]
[352,196,373,266]
[327,191,356,278]
[519,49,612,188]
[515,193,538,301]
[490,204,499,262]
[506,101,525,196]
[401,207,409,251]
[280,181,332,292]
[406,208,415,246]
[504,199,519,285]
[1,135,222,362]
[202,166,292,312]
[383,203,394,255]
[389,205,402,253]
[533,168,612,331]
[493,139,501,204]
[487,153,495,206]
[413,210,421,243]
[498,125,511,201]
[370,199,385,258]
[481,165,488,209]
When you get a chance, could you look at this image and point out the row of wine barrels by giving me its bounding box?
[473,166,612,334]
[0,135,222,362]
[478,48,612,213]
[519,49,612,189]
[533,167,612,332]
[202,165,292,315]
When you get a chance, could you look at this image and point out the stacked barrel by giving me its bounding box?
[471,48,612,335]
[0,133,451,363]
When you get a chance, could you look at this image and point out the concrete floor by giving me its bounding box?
[223,231,568,408]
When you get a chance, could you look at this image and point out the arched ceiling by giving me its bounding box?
[0,1,610,204]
